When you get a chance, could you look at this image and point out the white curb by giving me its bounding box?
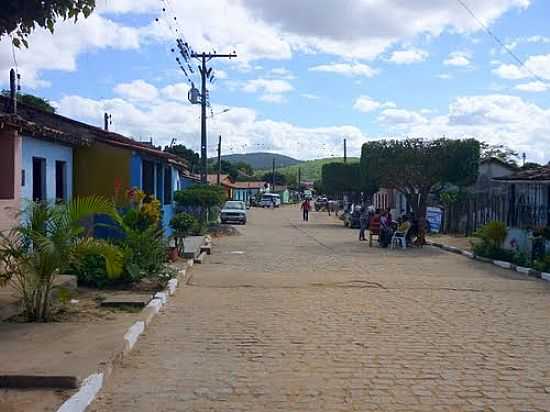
[124,321,145,351]
[493,260,513,269]
[167,279,178,295]
[154,292,168,305]
[542,273,550,282]
[146,298,163,314]
[516,266,531,275]
[56,373,104,412]
[462,251,474,258]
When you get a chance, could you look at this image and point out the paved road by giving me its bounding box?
[91,206,550,411]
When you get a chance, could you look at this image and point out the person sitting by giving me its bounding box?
[368,209,382,246]
[379,211,393,248]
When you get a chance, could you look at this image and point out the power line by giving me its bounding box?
[455,0,546,84]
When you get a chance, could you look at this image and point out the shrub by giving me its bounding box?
[534,256,550,272]
[170,213,197,237]
[474,221,507,249]
[70,254,110,288]
[0,198,122,321]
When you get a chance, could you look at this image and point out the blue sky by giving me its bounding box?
[1,0,550,163]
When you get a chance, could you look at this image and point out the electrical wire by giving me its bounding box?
[455,0,546,84]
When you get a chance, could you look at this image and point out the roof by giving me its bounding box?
[493,165,550,183]
[207,174,267,189]
[207,174,230,185]
[0,96,188,170]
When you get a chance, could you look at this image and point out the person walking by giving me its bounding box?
[301,199,311,222]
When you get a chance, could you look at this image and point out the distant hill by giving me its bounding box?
[257,157,360,182]
[219,152,302,170]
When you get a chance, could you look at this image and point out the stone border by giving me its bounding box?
[55,236,212,412]
[427,240,550,281]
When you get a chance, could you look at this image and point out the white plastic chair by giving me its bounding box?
[391,228,409,249]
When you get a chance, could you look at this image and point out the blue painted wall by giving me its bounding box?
[21,136,73,202]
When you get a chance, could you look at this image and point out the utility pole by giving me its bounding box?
[298,167,301,192]
[272,158,276,191]
[217,135,222,185]
[344,138,347,163]
[190,51,237,184]
[9,69,17,114]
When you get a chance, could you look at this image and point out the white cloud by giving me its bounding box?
[0,14,141,88]
[243,78,293,94]
[493,54,550,80]
[378,108,428,125]
[354,96,380,113]
[161,83,193,102]
[114,80,159,102]
[437,73,453,80]
[515,81,550,92]
[269,67,295,79]
[388,48,429,64]
[386,94,550,164]
[444,51,472,67]
[309,63,379,77]
[0,0,530,85]
[54,94,368,159]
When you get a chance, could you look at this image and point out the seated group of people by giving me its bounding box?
[359,207,414,247]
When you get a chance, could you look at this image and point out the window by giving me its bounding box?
[163,166,173,205]
[32,157,46,202]
[142,160,155,196]
[55,161,67,201]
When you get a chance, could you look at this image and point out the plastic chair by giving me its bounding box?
[391,228,409,249]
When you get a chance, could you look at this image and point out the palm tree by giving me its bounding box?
[0,196,123,322]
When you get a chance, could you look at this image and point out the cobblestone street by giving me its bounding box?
[91,205,550,412]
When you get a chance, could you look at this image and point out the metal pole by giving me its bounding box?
[298,167,301,192]
[200,54,208,184]
[9,69,17,114]
[217,135,222,185]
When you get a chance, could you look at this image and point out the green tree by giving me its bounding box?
[321,162,363,195]
[361,138,480,244]
[262,172,287,186]
[480,142,519,166]
[165,144,200,174]
[174,185,226,223]
[234,161,254,176]
[1,0,96,48]
[0,197,122,321]
[1,90,56,113]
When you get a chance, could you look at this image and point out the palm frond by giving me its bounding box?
[71,238,123,279]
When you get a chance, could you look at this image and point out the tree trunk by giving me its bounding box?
[407,192,428,246]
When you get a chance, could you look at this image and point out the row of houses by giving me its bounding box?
[0,93,200,237]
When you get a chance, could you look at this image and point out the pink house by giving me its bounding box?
[0,115,22,233]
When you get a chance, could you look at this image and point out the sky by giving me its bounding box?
[1,0,550,163]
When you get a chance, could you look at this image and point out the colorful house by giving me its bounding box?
[0,105,91,232]
[0,95,190,237]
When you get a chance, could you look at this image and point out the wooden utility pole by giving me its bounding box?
[298,167,301,192]
[104,113,111,131]
[191,51,237,184]
[217,135,222,185]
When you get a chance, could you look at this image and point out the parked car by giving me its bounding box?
[260,193,281,208]
[314,196,329,211]
[220,201,247,225]
[343,205,361,228]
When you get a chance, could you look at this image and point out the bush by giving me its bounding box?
[70,254,110,289]
[534,255,550,272]
[472,241,529,266]
[170,213,197,237]
[474,221,507,249]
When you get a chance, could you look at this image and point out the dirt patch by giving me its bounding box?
[429,234,475,251]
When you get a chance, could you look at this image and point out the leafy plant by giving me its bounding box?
[69,254,110,288]
[170,213,197,254]
[0,197,122,322]
[534,256,550,273]
[473,221,507,249]
[2,0,96,48]
[174,185,226,222]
